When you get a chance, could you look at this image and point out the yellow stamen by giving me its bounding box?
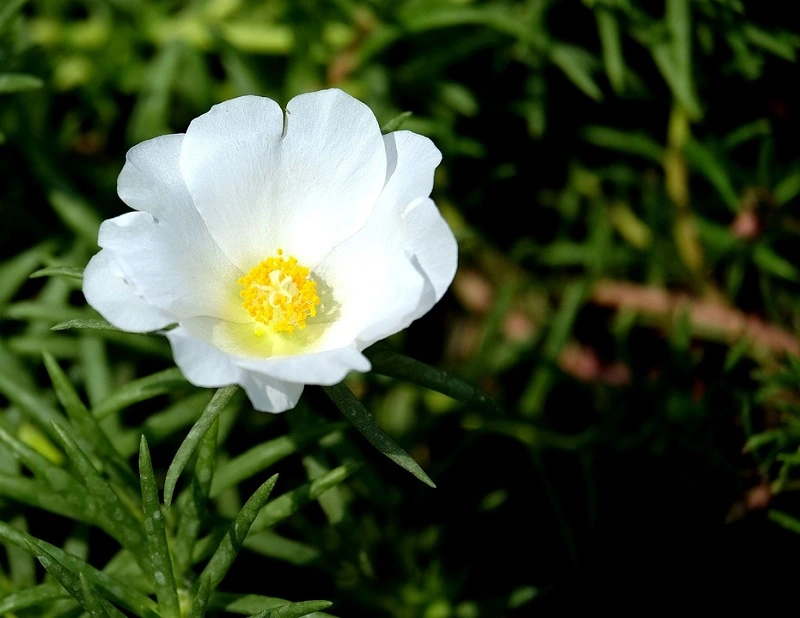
[238,249,320,334]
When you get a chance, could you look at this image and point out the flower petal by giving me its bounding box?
[115,134,243,320]
[402,197,459,310]
[97,211,244,321]
[82,250,174,332]
[178,316,370,384]
[179,90,386,270]
[378,133,455,306]
[166,326,305,412]
[347,197,457,348]
[118,134,193,221]
[381,131,442,213]
[235,346,371,385]
[313,131,455,349]
[165,326,241,387]
[357,198,456,347]
[238,371,305,413]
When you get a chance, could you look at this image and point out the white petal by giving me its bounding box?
[402,197,459,308]
[317,242,426,350]
[112,134,244,320]
[82,250,174,332]
[118,134,192,221]
[378,133,455,306]
[165,325,304,412]
[179,90,386,270]
[97,211,244,321]
[239,371,304,413]
[179,316,316,358]
[357,198,456,347]
[313,131,454,349]
[381,131,442,212]
[165,327,241,387]
[178,316,370,384]
[235,346,371,385]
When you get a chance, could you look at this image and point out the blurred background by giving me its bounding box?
[3,0,800,615]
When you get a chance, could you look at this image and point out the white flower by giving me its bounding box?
[83,89,458,412]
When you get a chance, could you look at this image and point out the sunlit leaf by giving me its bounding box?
[51,318,124,332]
[139,436,181,618]
[164,385,238,506]
[249,462,360,535]
[48,190,102,246]
[365,346,502,414]
[0,522,159,617]
[50,423,146,557]
[211,422,344,498]
[189,475,279,617]
[92,368,189,420]
[0,73,43,92]
[325,383,435,487]
[381,111,412,133]
[550,43,603,101]
[173,418,217,580]
[0,583,70,614]
[250,600,335,618]
[30,265,85,281]
[43,352,137,488]
[595,7,625,93]
[23,540,116,618]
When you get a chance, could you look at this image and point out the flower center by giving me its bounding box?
[238,249,320,334]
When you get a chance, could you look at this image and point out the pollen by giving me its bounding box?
[238,249,320,334]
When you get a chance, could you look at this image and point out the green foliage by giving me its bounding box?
[164,385,239,507]
[139,437,181,618]
[325,382,435,487]
[249,601,334,618]
[190,475,279,617]
[3,0,800,613]
[0,357,346,616]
